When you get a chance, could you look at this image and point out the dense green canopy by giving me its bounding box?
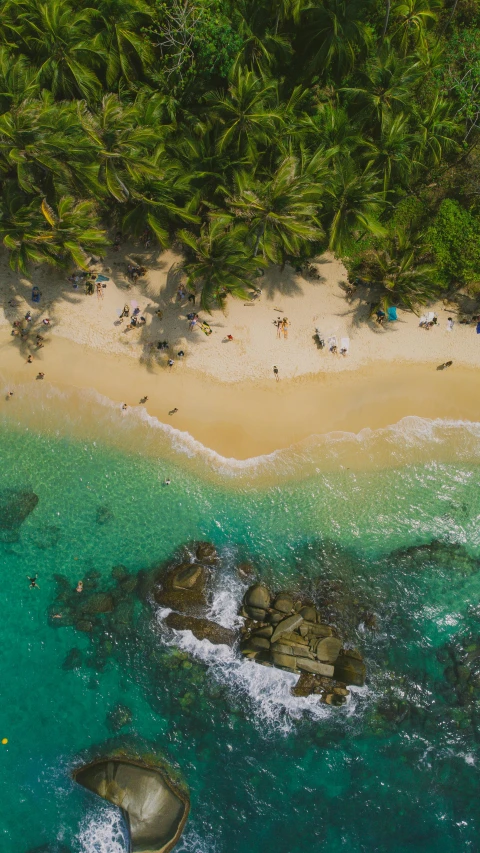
[0,0,479,306]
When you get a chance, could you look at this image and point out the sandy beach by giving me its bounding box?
[1,245,480,458]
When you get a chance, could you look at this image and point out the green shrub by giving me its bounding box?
[426,198,480,286]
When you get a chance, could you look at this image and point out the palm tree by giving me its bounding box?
[0,183,107,272]
[415,94,460,166]
[77,95,159,202]
[0,96,99,197]
[325,160,387,253]
[391,0,440,56]
[304,0,370,79]
[0,48,39,112]
[6,0,105,101]
[361,228,438,309]
[122,164,200,245]
[205,67,283,160]
[341,45,422,128]
[93,0,153,87]
[178,216,265,309]
[227,157,324,263]
[364,112,418,196]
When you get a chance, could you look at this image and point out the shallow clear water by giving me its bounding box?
[1,404,480,853]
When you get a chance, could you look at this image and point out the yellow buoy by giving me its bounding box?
[2,738,8,745]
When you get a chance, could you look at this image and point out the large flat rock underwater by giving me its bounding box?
[73,756,190,853]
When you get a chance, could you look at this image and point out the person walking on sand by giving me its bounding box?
[282,317,290,339]
[273,365,279,382]
[140,396,148,404]
[275,317,282,338]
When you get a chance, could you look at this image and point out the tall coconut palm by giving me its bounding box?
[77,95,159,202]
[364,112,418,195]
[178,216,265,309]
[93,0,153,87]
[415,94,460,166]
[205,67,283,160]
[361,228,438,309]
[122,164,200,246]
[6,0,105,101]
[341,45,422,127]
[0,96,99,196]
[304,0,370,79]
[0,48,39,112]
[0,183,107,272]
[325,160,387,253]
[227,157,324,262]
[391,0,440,56]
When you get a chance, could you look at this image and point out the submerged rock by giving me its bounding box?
[106,703,133,732]
[73,757,189,853]
[0,489,38,530]
[62,648,83,671]
[96,506,114,525]
[194,541,218,565]
[334,649,366,686]
[165,612,236,646]
[33,524,61,550]
[154,561,209,616]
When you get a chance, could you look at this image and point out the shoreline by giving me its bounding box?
[2,330,480,461]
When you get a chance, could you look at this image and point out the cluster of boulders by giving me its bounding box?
[240,583,366,705]
[153,542,236,646]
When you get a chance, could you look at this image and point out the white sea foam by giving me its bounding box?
[5,380,480,478]
[175,827,219,853]
[76,804,127,853]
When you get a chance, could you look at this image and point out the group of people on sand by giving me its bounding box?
[274,316,290,338]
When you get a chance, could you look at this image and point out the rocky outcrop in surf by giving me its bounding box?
[73,756,190,853]
[239,584,366,705]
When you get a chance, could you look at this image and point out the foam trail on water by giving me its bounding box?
[175,827,219,853]
[158,616,348,732]
[76,804,127,853]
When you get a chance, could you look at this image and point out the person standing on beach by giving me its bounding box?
[282,318,290,339]
[276,317,282,338]
[273,365,279,381]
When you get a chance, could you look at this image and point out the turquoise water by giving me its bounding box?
[1,409,480,853]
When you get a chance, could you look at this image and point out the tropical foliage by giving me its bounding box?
[0,0,479,306]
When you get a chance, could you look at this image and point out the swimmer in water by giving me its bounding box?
[28,575,39,589]
[76,580,83,593]
[165,478,171,486]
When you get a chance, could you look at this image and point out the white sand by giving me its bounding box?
[1,244,479,382]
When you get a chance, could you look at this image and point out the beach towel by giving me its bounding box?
[388,307,398,321]
[477,322,480,334]
[95,274,109,283]
[340,337,350,354]
[328,335,337,350]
